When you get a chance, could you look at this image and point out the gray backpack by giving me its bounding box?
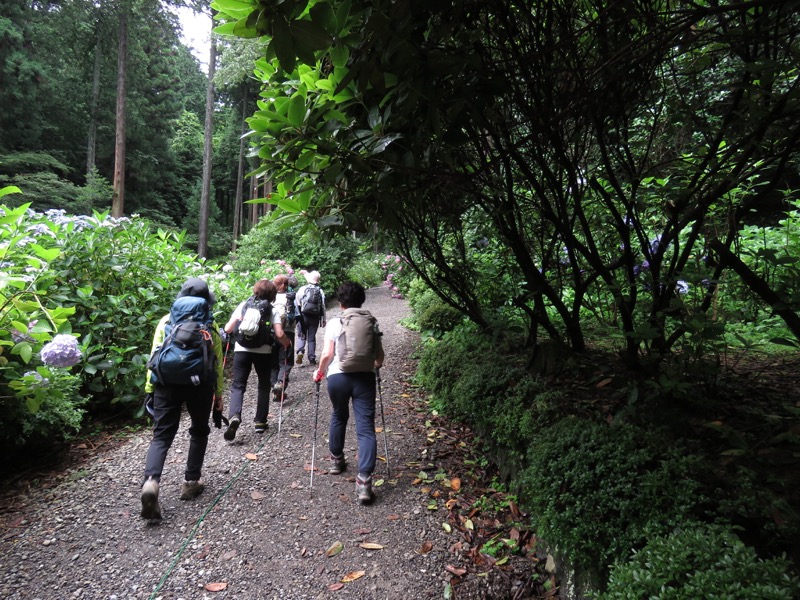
[336,308,381,372]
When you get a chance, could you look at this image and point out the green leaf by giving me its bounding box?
[287,95,307,128]
[0,186,22,199]
[271,18,296,72]
[310,1,336,31]
[291,19,332,51]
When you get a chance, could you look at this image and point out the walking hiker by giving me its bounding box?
[312,281,384,505]
[271,274,296,402]
[295,270,326,366]
[140,278,224,520]
[223,279,291,438]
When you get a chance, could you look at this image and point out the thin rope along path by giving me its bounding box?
[147,395,307,599]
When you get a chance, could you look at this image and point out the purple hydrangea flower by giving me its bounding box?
[40,335,82,368]
[676,280,690,295]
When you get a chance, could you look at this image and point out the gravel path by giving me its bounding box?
[0,288,530,599]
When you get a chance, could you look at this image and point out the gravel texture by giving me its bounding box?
[0,288,543,599]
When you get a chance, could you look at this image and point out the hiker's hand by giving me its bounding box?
[219,328,228,342]
[143,393,155,418]
[321,319,326,328]
[313,369,324,383]
[213,394,223,411]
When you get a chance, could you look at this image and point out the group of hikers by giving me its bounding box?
[139,271,385,521]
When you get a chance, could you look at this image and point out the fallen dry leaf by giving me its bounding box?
[289,433,302,437]
[355,528,372,534]
[450,477,462,491]
[245,453,258,461]
[387,514,401,520]
[328,582,345,591]
[251,490,264,500]
[360,542,384,550]
[326,541,344,557]
[341,570,365,582]
[418,541,433,554]
[204,582,228,591]
[445,565,467,576]
[596,377,613,388]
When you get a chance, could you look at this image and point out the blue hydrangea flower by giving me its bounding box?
[40,335,82,368]
[23,370,49,386]
[676,280,690,295]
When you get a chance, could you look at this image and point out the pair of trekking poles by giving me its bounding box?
[309,368,390,496]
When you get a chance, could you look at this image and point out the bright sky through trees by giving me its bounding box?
[174,5,211,71]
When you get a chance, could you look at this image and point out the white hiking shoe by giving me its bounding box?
[140,477,161,520]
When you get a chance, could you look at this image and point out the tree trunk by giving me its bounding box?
[232,90,247,252]
[86,24,102,177]
[198,24,217,258]
[111,5,128,218]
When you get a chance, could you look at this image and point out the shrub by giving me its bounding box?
[517,416,704,586]
[602,523,800,599]
[0,205,215,442]
[417,302,463,334]
[417,321,560,477]
[346,253,385,288]
[231,220,359,295]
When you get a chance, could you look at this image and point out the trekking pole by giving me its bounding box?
[309,378,322,496]
[376,368,391,479]
[276,352,289,439]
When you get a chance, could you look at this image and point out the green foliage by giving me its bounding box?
[346,253,385,288]
[417,322,561,476]
[517,417,704,584]
[417,302,463,335]
[602,524,800,600]
[0,204,218,452]
[231,220,359,296]
[0,204,87,450]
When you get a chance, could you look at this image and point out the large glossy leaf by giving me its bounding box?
[291,19,332,50]
[287,95,307,128]
[272,18,296,72]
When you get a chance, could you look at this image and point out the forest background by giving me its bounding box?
[2,0,800,597]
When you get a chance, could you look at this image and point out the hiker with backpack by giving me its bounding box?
[140,278,224,520]
[222,279,291,439]
[295,270,326,366]
[271,274,297,402]
[312,281,385,505]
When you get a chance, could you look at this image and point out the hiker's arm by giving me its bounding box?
[144,315,169,394]
[223,306,241,334]
[314,338,335,381]
[273,322,291,349]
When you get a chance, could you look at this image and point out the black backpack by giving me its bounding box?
[148,296,216,387]
[301,285,323,316]
[235,296,274,348]
[285,288,298,325]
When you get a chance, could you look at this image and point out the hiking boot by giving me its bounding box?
[224,414,241,441]
[254,422,268,433]
[180,480,204,500]
[328,454,346,475]
[309,358,317,366]
[356,476,374,505]
[295,351,304,365]
[140,477,162,520]
[272,382,283,403]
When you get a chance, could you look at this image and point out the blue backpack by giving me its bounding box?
[148,296,216,386]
